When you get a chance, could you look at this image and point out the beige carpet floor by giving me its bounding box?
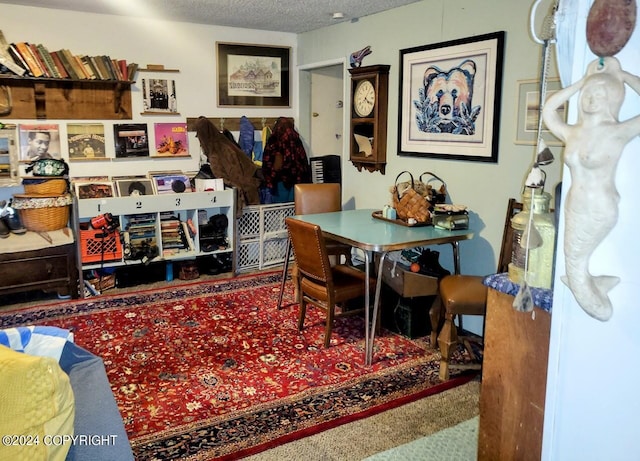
[244,379,480,461]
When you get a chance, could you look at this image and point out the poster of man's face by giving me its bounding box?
[18,124,61,161]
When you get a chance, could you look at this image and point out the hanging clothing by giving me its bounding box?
[238,116,255,158]
[194,116,261,214]
[261,117,311,193]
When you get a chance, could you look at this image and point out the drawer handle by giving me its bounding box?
[46,263,53,274]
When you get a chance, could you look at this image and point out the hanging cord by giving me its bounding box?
[523,0,558,285]
[535,1,557,151]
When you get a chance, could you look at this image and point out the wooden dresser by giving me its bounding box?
[0,228,79,301]
[478,281,552,461]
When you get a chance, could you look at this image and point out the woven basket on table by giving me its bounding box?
[11,193,73,232]
[22,178,68,195]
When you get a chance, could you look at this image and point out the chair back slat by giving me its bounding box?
[285,217,332,284]
[497,198,523,274]
[294,183,341,215]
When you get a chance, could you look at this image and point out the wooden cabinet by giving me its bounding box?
[0,76,132,120]
[478,288,551,461]
[0,242,79,299]
[348,65,390,174]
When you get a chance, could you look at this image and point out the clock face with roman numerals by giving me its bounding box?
[353,79,375,117]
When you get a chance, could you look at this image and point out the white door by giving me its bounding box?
[309,64,344,157]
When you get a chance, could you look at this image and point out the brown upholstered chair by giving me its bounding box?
[277,183,352,309]
[435,198,522,380]
[285,217,372,348]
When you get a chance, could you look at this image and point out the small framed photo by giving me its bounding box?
[151,174,191,194]
[75,181,114,199]
[515,78,566,146]
[141,78,179,114]
[115,179,154,197]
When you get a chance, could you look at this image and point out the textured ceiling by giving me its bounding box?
[0,0,423,33]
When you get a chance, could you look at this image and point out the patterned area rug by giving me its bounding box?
[0,271,478,460]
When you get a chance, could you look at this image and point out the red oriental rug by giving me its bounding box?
[0,271,479,460]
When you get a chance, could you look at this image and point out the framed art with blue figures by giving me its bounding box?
[398,31,505,162]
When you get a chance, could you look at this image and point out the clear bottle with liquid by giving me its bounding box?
[509,188,556,289]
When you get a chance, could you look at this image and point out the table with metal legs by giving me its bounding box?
[289,209,474,365]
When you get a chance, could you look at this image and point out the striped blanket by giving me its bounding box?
[0,326,74,361]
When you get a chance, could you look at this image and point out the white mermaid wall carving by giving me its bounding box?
[542,0,639,321]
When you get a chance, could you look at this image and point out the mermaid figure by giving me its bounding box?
[542,57,640,320]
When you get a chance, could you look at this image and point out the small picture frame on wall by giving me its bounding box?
[141,78,179,114]
[515,78,566,146]
[216,42,290,107]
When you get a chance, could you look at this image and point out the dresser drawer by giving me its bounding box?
[0,253,71,286]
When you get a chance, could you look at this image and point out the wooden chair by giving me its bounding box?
[435,198,523,380]
[277,183,352,309]
[285,217,372,348]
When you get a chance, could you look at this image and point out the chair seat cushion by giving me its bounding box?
[301,265,373,303]
[440,274,488,315]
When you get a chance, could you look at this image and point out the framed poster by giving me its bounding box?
[113,124,149,158]
[67,123,106,160]
[216,42,290,107]
[515,78,566,146]
[398,31,505,162]
[18,123,61,161]
[153,123,189,157]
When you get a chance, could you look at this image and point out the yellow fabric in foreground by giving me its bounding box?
[0,345,74,461]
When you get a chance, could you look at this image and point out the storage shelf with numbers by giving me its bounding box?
[74,189,236,272]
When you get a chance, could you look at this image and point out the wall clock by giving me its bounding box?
[348,64,390,174]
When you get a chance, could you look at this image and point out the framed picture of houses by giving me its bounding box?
[216,42,290,107]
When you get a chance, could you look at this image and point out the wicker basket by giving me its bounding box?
[22,178,68,195]
[12,193,73,232]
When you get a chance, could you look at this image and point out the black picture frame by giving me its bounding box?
[216,42,291,107]
[398,31,505,162]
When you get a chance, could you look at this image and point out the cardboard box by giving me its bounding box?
[377,256,439,298]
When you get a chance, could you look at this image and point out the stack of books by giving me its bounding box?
[0,29,138,81]
[160,213,194,257]
[124,214,158,261]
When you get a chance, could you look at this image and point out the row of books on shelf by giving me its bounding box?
[122,212,197,261]
[0,30,137,81]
